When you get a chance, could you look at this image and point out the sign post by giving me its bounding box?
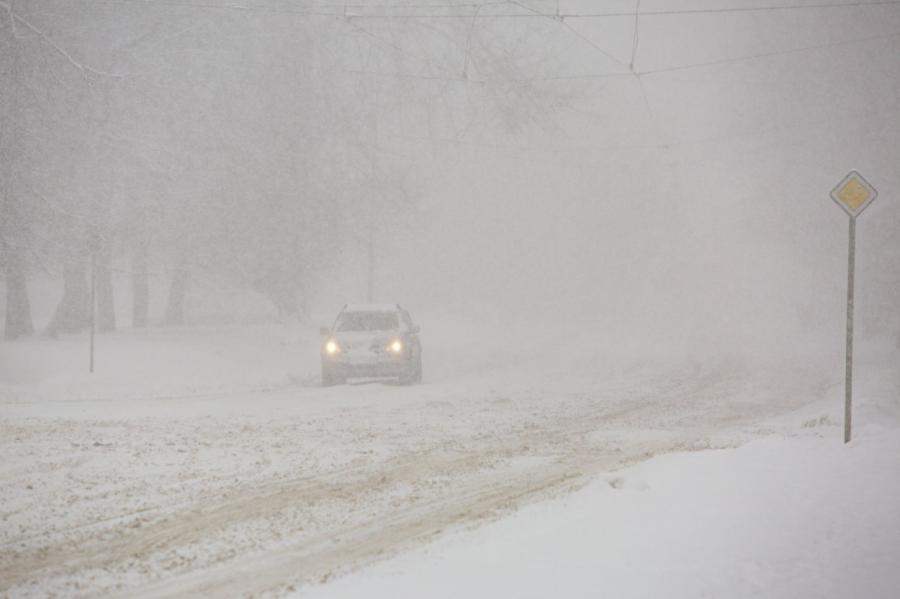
[829,170,878,444]
[89,249,96,374]
[88,229,101,374]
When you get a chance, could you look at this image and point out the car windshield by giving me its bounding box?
[336,311,399,332]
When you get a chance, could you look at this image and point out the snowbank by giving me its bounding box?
[296,424,900,599]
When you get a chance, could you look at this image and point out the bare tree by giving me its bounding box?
[2,1,578,334]
[1,2,33,339]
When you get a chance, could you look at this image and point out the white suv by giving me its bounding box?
[320,304,423,386]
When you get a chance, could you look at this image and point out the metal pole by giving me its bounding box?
[90,251,96,374]
[844,215,856,444]
[367,226,374,303]
[368,65,377,304]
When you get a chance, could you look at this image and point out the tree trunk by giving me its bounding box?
[96,248,115,332]
[131,235,149,328]
[4,251,34,339]
[47,260,90,336]
[164,255,189,326]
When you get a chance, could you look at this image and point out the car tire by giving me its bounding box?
[322,365,343,387]
[413,353,423,383]
[400,353,422,385]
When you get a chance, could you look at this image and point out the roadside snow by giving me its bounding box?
[294,424,900,599]
[291,351,900,599]
[2,323,897,597]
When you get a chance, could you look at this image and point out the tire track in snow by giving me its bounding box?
[1,364,822,596]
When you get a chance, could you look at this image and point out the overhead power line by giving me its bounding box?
[563,0,900,19]
[341,0,900,18]
[77,0,900,19]
[639,29,900,75]
[629,0,641,71]
[47,0,900,83]
[335,26,900,83]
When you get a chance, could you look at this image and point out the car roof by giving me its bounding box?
[342,303,402,313]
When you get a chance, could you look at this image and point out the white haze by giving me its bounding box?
[3,4,900,596]
[322,1,900,363]
[3,0,900,364]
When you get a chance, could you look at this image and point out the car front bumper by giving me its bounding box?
[323,355,412,378]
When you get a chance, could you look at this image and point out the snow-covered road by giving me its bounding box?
[0,325,845,597]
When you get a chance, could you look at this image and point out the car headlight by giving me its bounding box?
[388,339,403,353]
[325,339,340,355]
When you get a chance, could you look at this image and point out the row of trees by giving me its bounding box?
[1,1,570,339]
[3,7,304,336]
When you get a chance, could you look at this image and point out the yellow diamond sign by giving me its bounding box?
[831,170,877,217]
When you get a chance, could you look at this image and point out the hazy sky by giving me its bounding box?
[341,1,900,357]
[4,0,899,360]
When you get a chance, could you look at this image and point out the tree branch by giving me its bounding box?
[0,0,123,78]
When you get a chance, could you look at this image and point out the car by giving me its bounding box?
[320,304,423,386]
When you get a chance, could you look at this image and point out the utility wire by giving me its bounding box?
[639,29,900,75]
[629,0,640,72]
[491,28,900,81]
[74,0,900,18]
[506,0,627,67]
[570,0,900,18]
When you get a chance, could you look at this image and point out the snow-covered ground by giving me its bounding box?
[1,321,897,597]
[296,414,900,599]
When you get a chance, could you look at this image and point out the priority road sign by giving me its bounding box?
[831,170,878,217]
[830,170,878,444]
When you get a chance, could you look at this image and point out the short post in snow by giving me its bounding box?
[88,231,101,374]
[829,170,878,444]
